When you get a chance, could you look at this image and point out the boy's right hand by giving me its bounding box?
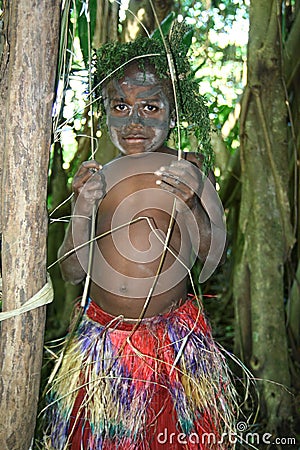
[72,160,105,217]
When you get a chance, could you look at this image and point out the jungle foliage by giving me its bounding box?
[44,0,300,444]
[1,0,299,447]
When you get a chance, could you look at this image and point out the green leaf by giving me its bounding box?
[151,12,176,40]
[57,5,73,77]
[182,29,193,55]
[76,0,97,64]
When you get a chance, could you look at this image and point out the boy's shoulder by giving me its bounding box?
[164,148,206,170]
[184,152,204,169]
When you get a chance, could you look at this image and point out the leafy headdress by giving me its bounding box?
[93,16,213,173]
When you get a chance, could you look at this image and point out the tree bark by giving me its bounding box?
[93,0,119,46]
[0,3,10,235]
[283,6,300,358]
[0,1,61,449]
[234,0,294,432]
[123,0,174,41]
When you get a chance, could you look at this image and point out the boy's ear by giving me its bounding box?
[102,87,108,110]
[169,111,176,129]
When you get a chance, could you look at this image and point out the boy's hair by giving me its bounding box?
[93,20,213,172]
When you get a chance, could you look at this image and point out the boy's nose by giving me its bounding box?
[128,106,144,126]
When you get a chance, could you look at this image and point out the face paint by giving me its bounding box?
[108,105,170,130]
[123,71,159,86]
[136,86,163,98]
[104,64,173,155]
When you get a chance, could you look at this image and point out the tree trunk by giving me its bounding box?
[93,0,119,46]
[123,0,174,41]
[0,3,10,236]
[0,1,61,449]
[234,0,294,432]
[283,4,300,357]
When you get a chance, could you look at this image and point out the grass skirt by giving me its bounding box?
[44,298,237,449]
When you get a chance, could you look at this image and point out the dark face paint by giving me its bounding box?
[108,112,170,130]
[104,64,174,155]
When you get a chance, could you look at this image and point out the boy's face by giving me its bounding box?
[104,63,174,155]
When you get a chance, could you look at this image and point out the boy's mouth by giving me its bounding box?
[123,134,147,142]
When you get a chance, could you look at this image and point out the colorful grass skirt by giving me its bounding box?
[45,298,237,449]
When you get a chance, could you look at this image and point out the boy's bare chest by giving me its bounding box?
[97,173,176,234]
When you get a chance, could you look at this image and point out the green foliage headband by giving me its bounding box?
[94,18,213,173]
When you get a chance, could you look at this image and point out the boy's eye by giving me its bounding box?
[144,104,158,112]
[114,104,128,112]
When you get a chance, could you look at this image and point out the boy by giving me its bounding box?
[46,30,236,450]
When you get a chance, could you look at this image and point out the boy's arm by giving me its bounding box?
[58,160,104,284]
[155,155,226,265]
[184,190,226,264]
[58,216,91,285]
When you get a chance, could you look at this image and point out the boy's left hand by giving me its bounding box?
[155,160,203,211]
